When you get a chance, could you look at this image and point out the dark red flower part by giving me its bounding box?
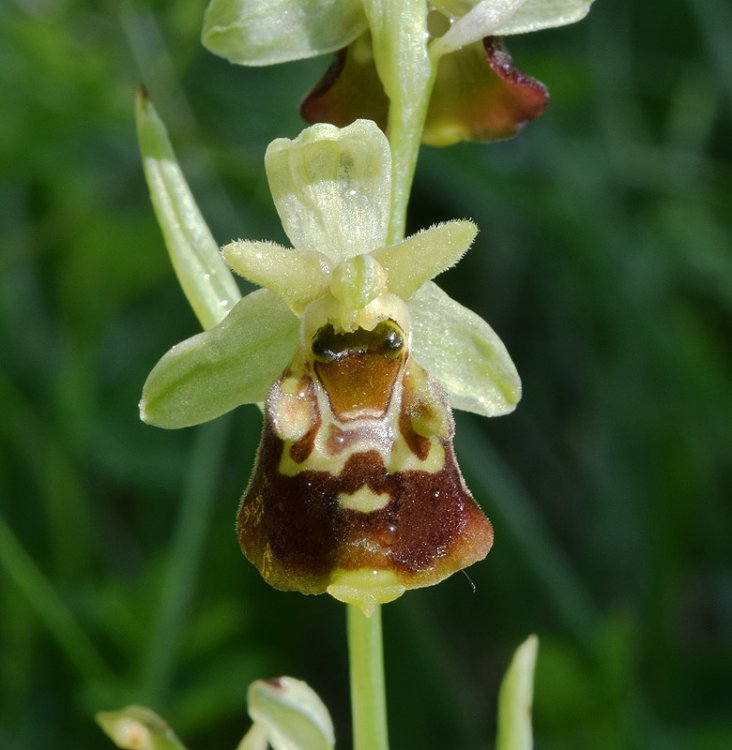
[301,34,548,147]
[423,37,549,146]
[300,34,388,133]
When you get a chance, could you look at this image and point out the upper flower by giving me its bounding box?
[202,1,593,146]
[140,119,520,431]
[202,0,595,67]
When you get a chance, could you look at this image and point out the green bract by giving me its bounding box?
[243,677,335,750]
[138,117,520,429]
[96,706,186,750]
[202,0,595,65]
[136,88,241,330]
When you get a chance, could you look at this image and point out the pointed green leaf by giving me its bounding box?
[409,282,521,416]
[496,635,539,750]
[135,88,241,331]
[247,677,335,750]
[223,239,332,314]
[202,0,366,66]
[373,220,477,299]
[265,120,391,261]
[96,706,187,750]
[140,289,298,428]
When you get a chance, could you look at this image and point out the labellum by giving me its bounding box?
[239,293,494,609]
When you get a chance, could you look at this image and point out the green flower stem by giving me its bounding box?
[347,604,389,750]
[385,64,438,244]
[361,0,438,245]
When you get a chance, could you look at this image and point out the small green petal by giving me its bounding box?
[431,1,478,16]
[265,120,391,262]
[496,635,539,750]
[372,220,477,300]
[433,0,593,55]
[135,88,241,332]
[410,282,521,417]
[202,0,367,66]
[494,0,595,36]
[247,677,335,750]
[140,289,298,428]
[432,0,525,56]
[96,706,187,750]
[223,240,332,314]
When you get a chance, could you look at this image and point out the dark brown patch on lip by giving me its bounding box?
[238,415,493,595]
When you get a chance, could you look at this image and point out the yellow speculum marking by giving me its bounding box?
[386,435,445,474]
[337,485,391,512]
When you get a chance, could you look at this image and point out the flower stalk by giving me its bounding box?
[347,604,389,750]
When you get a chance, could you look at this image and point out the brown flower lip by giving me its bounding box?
[237,321,493,606]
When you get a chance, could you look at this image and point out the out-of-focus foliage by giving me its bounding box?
[0,1,730,749]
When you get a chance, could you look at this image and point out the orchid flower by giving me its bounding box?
[139,115,520,613]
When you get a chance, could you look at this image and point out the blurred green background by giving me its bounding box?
[1,0,731,748]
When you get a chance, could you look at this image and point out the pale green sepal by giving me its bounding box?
[202,0,366,66]
[496,635,539,750]
[494,0,594,36]
[247,677,335,750]
[96,705,187,750]
[140,289,298,428]
[431,0,524,56]
[409,282,521,417]
[373,220,477,300]
[265,120,391,262]
[223,239,332,314]
[135,88,241,331]
[434,0,593,55]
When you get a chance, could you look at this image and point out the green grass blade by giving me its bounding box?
[0,513,111,684]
